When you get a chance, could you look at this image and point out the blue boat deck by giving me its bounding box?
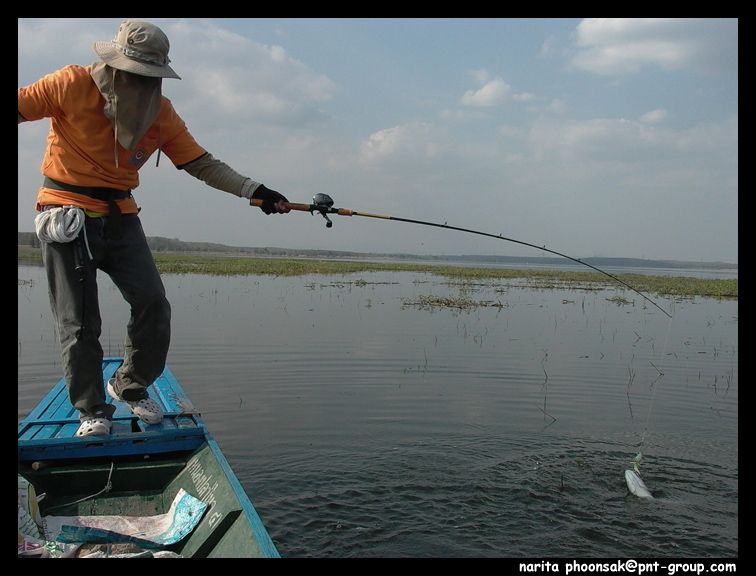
[18,358,207,462]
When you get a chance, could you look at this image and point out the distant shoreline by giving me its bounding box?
[17,232,738,272]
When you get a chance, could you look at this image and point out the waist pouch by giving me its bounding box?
[34,205,86,244]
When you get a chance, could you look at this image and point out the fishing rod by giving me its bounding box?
[252,193,672,318]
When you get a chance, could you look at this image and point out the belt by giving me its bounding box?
[43,176,132,201]
[42,177,132,240]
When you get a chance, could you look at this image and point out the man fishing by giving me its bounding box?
[18,19,291,437]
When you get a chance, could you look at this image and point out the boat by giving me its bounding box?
[18,357,280,558]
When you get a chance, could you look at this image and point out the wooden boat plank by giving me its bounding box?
[18,358,209,460]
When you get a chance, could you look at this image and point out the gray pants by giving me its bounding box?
[42,212,171,420]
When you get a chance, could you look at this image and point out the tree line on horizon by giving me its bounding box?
[18,232,736,270]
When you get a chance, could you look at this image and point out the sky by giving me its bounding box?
[18,18,738,264]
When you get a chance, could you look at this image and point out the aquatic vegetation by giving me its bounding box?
[17,247,737,300]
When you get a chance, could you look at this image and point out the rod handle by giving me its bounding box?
[250,198,353,216]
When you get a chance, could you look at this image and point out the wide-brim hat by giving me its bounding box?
[93,20,180,79]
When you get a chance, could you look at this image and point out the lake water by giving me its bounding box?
[18,263,738,558]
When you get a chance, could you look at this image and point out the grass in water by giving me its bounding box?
[18,247,737,300]
[154,255,738,300]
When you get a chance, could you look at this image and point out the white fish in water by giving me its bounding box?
[625,469,654,499]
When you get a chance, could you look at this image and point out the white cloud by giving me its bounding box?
[166,20,337,129]
[639,109,668,124]
[17,18,338,131]
[525,114,738,207]
[529,117,668,164]
[461,75,511,107]
[460,69,537,108]
[548,99,570,115]
[18,18,120,76]
[358,122,444,166]
[569,18,738,76]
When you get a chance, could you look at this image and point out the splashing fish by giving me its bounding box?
[625,451,654,499]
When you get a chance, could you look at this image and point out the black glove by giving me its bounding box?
[251,184,289,215]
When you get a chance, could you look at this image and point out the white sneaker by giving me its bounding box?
[107,379,163,425]
[76,417,112,437]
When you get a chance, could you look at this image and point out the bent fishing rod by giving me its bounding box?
[252,193,672,318]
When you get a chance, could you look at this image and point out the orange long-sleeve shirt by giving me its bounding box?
[18,64,206,214]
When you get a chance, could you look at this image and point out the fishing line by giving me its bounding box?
[624,299,674,500]
[622,314,674,500]
[637,315,675,450]
[254,194,673,319]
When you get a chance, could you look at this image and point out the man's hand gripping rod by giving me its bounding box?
[252,193,350,228]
